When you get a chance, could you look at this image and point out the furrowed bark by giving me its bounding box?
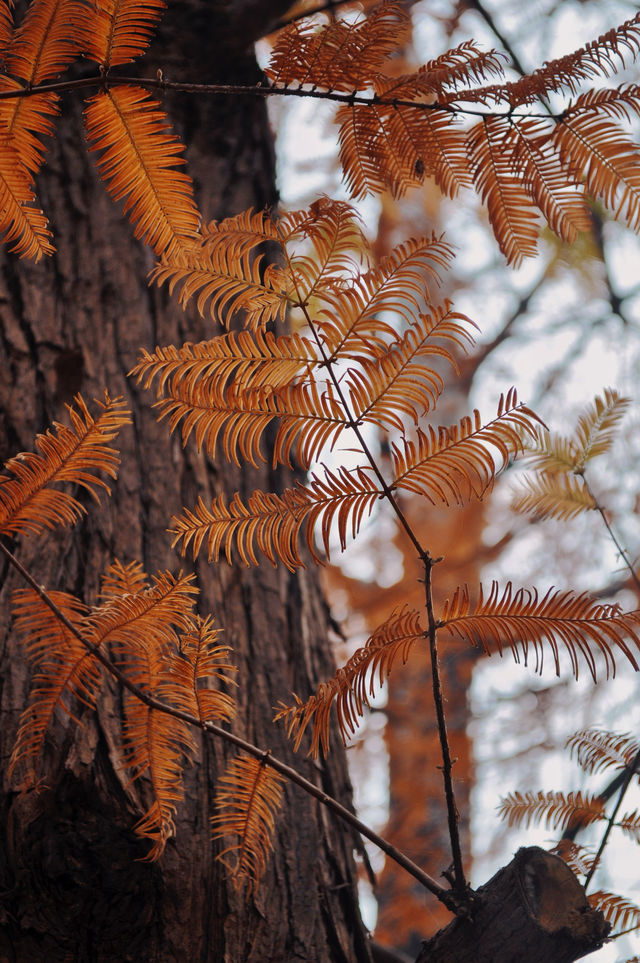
[0,3,371,960]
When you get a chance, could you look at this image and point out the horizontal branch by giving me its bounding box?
[0,71,558,122]
[0,538,457,910]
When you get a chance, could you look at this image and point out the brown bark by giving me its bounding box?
[0,4,371,961]
[417,847,610,963]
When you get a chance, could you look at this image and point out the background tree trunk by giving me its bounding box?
[0,4,372,960]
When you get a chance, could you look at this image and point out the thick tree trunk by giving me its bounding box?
[417,848,609,963]
[0,4,371,961]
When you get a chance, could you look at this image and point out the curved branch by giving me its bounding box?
[0,537,457,909]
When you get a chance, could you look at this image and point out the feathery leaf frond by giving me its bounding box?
[86,570,198,654]
[588,891,640,933]
[498,790,606,830]
[467,118,540,265]
[158,615,237,724]
[265,1,408,92]
[552,839,596,878]
[171,489,309,570]
[566,728,640,776]
[0,136,54,258]
[0,392,130,536]
[519,427,581,475]
[198,207,281,248]
[11,568,198,855]
[337,97,473,200]
[0,78,59,175]
[555,101,640,232]
[170,465,380,570]
[100,558,150,597]
[504,119,591,243]
[149,230,286,329]
[0,0,12,50]
[119,648,197,860]
[318,234,454,359]
[210,754,285,897]
[390,389,541,506]
[519,389,628,475]
[131,329,319,396]
[439,581,640,680]
[346,303,475,430]
[149,198,367,331]
[511,473,595,521]
[283,197,368,303]
[563,85,640,124]
[150,377,347,470]
[376,42,505,101]
[89,569,198,859]
[275,607,425,757]
[573,388,630,470]
[8,588,98,786]
[617,811,640,844]
[512,390,629,520]
[84,86,200,257]
[82,0,165,70]
[0,0,74,198]
[7,0,84,82]
[501,13,640,104]
[336,101,416,200]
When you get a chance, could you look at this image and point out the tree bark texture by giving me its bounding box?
[0,4,371,961]
[417,847,610,963]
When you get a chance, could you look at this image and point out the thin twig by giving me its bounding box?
[581,474,640,595]
[584,747,640,890]
[281,241,469,898]
[278,233,431,564]
[423,557,467,894]
[463,0,529,77]
[0,72,560,122]
[0,537,456,908]
[575,472,640,888]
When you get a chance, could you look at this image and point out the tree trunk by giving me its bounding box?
[0,4,371,961]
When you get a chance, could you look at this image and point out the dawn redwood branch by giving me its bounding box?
[581,474,640,595]
[584,747,640,890]
[0,537,456,909]
[463,0,529,77]
[423,557,467,894]
[588,209,635,329]
[282,253,469,896]
[279,231,432,565]
[0,72,559,121]
[567,471,640,887]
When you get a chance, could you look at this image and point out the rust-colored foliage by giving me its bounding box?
[499,790,607,831]
[588,891,640,934]
[512,390,631,522]
[0,0,639,266]
[0,392,131,537]
[566,728,640,776]
[137,204,541,577]
[275,607,426,757]
[439,582,640,680]
[2,0,640,913]
[0,398,239,860]
[84,86,200,258]
[81,0,165,70]
[210,755,286,898]
[265,2,640,264]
